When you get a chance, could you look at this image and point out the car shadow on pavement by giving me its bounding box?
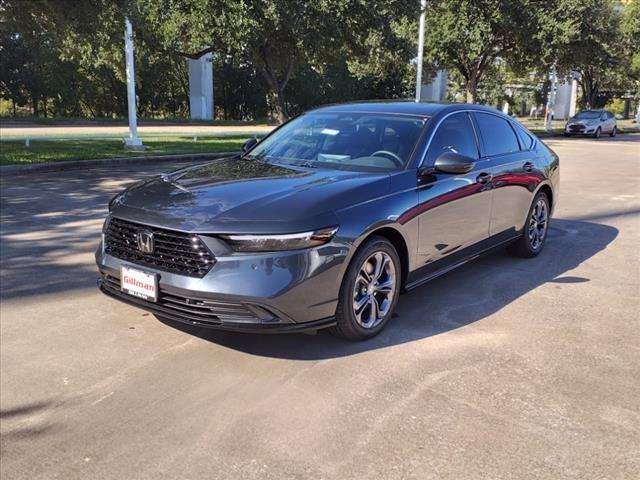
[158,218,618,360]
[0,163,195,300]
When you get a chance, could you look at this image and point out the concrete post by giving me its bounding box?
[419,69,448,101]
[188,52,214,120]
[123,17,143,150]
[569,78,578,118]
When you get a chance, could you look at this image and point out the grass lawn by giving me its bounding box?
[0,136,248,165]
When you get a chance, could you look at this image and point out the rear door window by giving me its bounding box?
[474,113,520,157]
[514,124,535,151]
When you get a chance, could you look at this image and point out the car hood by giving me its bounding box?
[567,118,598,125]
[110,157,390,233]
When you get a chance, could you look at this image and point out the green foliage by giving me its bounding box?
[605,98,625,116]
[0,0,636,121]
[554,0,628,107]
[422,0,542,103]
[621,0,640,90]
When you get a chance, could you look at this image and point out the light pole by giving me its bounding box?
[545,64,557,132]
[124,16,143,150]
[415,0,427,102]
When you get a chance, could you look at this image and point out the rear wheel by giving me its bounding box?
[609,126,617,137]
[508,192,550,258]
[330,236,401,341]
[593,127,601,138]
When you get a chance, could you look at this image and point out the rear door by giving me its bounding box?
[416,112,493,261]
[472,112,538,237]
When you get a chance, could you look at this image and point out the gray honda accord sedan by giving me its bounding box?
[97,102,559,340]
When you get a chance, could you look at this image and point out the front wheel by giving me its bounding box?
[330,236,401,341]
[610,126,617,137]
[508,192,550,258]
[593,127,601,138]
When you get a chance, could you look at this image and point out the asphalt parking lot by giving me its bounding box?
[1,135,639,479]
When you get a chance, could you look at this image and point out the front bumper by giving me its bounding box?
[565,124,597,134]
[96,238,349,333]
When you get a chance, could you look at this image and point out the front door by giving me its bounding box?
[416,112,493,263]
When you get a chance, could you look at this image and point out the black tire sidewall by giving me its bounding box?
[594,127,601,138]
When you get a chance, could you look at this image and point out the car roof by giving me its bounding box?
[308,101,505,117]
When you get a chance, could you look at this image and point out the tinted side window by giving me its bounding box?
[425,112,479,165]
[474,113,520,156]
[514,124,534,151]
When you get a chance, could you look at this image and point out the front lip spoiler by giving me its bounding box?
[98,279,336,333]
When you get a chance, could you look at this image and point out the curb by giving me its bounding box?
[0,151,239,176]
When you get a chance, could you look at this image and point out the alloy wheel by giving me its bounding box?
[528,198,548,251]
[352,251,397,329]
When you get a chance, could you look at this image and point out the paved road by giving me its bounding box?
[1,136,639,479]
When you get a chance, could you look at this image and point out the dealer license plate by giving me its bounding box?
[120,266,158,302]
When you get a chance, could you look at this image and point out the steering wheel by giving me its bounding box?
[370,150,404,168]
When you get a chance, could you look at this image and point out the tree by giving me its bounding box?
[136,0,416,123]
[554,0,624,108]
[621,0,640,88]
[421,0,545,103]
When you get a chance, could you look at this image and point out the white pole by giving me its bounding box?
[415,0,427,102]
[124,16,143,149]
[636,99,640,128]
[545,65,557,131]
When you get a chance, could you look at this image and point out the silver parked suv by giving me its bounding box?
[565,110,617,138]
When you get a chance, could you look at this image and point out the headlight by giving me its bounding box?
[220,226,338,252]
[102,215,111,233]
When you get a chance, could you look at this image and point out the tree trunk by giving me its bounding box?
[273,89,287,124]
[256,47,294,124]
[32,93,39,117]
[579,69,599,109]
[465,75,478,104]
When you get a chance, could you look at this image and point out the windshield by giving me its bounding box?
[574,111,602,119]
[246,112,428,172]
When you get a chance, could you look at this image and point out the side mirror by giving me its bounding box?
[433,151,476,174]
[242,137,259,153]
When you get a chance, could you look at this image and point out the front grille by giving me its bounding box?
[100,274,275,325]
[104,217,215,278]
[569,124,585,132]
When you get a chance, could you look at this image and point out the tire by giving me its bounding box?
[330,236,401,341]
[592,127,601,138]
[507,192,550,258]
[609,126,616,137]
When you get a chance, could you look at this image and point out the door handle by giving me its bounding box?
[476,172,492,184]
[523,162,534,172]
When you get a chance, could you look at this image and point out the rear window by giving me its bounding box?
[474,113,520,157]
